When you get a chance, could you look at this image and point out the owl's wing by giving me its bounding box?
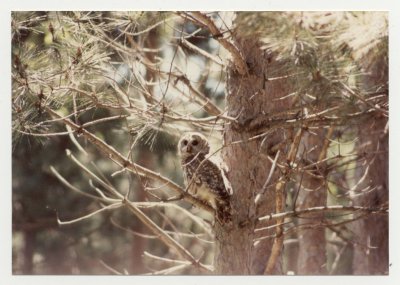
[201,159,231,199]
[220,167,233,195]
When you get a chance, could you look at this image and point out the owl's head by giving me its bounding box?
[178,132,210,159]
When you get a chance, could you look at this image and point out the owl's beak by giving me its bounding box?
[186,145,192,153]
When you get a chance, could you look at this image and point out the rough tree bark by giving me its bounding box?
[216,36,292,274]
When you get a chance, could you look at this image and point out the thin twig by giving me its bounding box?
[66,124,88,155]
[50,166,116,203]
[57,202,123,225]
[65,149,124,199]
[99,260,126,275]
[82,114,129,128]
[143,251,191,265]
[144,264,190,275]
[174,73,222,116]
[180,37,225,66]
[255,150,280,204]
[340,82,388,116]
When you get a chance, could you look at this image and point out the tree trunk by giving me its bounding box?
[129,148,153,274]
[22,230,36,274]
[296,131,328,274]
[351,118,388,274]
[128,28,160,275]
[350,48,388,275]
[217,36,292,274]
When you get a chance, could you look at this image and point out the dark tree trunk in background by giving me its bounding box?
[22,230,36,274]
[351,117,388,274]
[296,131,328,274]
[128,28,160,275]
[217,36,292,274]
[351,51,388,275]
[129,148,153,274]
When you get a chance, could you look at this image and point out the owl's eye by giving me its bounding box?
[182,140,188,146]
[191,140,198,146]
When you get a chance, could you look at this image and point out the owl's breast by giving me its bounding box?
[192,181,218,209]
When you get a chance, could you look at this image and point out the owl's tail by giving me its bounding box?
[216,199,232,224]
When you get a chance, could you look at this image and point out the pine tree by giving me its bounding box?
[12,11,388,275]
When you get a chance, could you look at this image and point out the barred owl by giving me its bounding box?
[178,132,231,224]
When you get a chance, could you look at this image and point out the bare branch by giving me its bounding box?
[123,199,213,272]
[81,114,129,128]
[145,264,190,275]
[144,251,191,265]
[180,38,225,66]
[258,205,388,223]
[65,124,88,155]
[122,15,180,36]
[264,178,285,274]
[255,212,376,243]
[57,202,123,225]
[44,106,214,214]
[254,150,280,204]
[50,166,116,203]
[99,260,126,275]
[329,243,347,274]
[112,217,211,241]
[16,129,76,137]
[189,12,248,75]
[65,149,124,199]
[54,165,212,270]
